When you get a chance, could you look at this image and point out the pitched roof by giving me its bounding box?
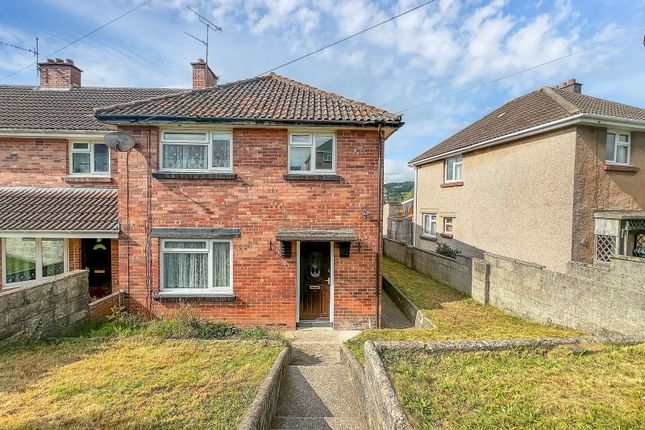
[95,73,402,127]
[410,87,645,164]
[0,187,118,232]
[0,86,186,132]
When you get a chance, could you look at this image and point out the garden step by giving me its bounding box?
[290,343,341,365]
[271,416,366,430]
[274,365,361,418]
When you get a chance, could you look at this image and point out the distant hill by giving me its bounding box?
[384,181,414,203]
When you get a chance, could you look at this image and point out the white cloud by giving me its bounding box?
[385,158,414,183]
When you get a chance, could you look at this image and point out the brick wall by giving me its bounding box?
[117,126,381,329]
[0,270,89,341]
[0,137,117,188]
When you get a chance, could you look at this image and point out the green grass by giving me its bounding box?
[382,343,645,429]
[0,336,283,429]
[347,257,579,361]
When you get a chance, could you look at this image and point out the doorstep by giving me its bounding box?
[296,320,333,329]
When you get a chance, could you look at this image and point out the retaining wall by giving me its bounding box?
[89,290,127,323]
[0,270,89,341]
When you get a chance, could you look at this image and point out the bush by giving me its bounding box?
[435,242,462,259]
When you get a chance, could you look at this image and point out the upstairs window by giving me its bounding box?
[70,142,110,175]
[445,155,463,182]
[289,133,335,173]
[422,213,437,237]
[606,131,630,165]
[160,131,232,171]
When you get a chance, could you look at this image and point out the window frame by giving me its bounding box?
[159,239,233,294]
[69,142,111,176]
[2,238,69,288]
[605,130,631,166]
[444,155,463,183]
[159,129,233,173]
[288,131,336,174]
[443,217,454,234]
[422,213,437,237]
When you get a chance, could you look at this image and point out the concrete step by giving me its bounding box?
[271,416,367,430]
[291,343,341,365]
[274,365,361,418]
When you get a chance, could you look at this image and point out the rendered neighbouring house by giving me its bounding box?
[0,58,403,330]
[410,80,644,273]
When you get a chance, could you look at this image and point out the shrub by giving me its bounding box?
[435,242,462,259]
[144,306,240,340]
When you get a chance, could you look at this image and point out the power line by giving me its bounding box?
[253,0,439,77]
[396,28,645,114]
[1,0,154,83]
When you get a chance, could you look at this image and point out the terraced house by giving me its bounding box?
[0,58,402,330]
[410,79,645,272]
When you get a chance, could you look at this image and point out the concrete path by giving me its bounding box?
[381,289,414,329]
[272,329,367,430]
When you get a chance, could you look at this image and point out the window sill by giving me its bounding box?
[153,292,236,302]
[440,181,463,188]
[284,173,341,182]
[440,232,453,238]
[603,164,639,173]
[152,172,236,180]
[420,234,437,242]
[63,176,114,183]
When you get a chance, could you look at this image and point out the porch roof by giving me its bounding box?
[275,228,358,242]
[0,187,119,237]
[594,210,645,220]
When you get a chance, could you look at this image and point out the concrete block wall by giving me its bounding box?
[479,253,645,338]
[0,270,89,342]
[384,238,472,295]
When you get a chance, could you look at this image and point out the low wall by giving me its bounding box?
[0,270,89,342]
[474,254,645,338]
[89,290,127,323]
[384,238,472,295]
[238,347,291,430]
[382,277,434,329]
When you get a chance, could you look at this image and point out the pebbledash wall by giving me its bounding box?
[385,238,645,337]
[117,126,381,330]
[0,270,89,341]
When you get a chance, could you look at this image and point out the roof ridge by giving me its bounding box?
[553,88,645,112]
[542,87,580,114]
[94,89,200,115]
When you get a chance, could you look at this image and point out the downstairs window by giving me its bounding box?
[160,240,232,293]
[3,238,66,286]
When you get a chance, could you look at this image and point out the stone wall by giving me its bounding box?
[472,254,645,338]
[0,270,89,342]
[384,238,472,295]
[89,290,127,323]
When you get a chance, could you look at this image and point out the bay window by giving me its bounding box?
[445,155,463,182]
[70,142,110,175]
[160,131,232,171]
[606,130,630,165]
[3,238,67,286]
[288,133,335,173]
[160,240,232,293]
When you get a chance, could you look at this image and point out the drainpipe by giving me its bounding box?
[376,124,384,329]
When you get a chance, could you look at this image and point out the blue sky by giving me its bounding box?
[1,0,644,182]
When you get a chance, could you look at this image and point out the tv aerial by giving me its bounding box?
[185,6,222,68]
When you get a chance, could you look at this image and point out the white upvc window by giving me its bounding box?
[160,239,232,294]
[422,213,437,237]
[444,155,463,182]
[160,130,233,172]
[606,130,631,165]
[2,238,68,287]
[70,142,110,175]
[288,132,336,173]
[443,217,454,234]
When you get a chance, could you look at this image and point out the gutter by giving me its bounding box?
[409,113,645,167]
[0,230,119,238]
[0,129,109,139]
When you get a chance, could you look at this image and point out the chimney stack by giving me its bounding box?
[191,58,218,90]
[38,58,82,90]
[557,79,582,94]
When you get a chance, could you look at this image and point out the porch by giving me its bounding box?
[594,210,645,262]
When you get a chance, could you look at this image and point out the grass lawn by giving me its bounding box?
[382,343,645,429]
[347,257,579,361]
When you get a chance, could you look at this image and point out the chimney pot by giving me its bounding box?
[38,58,82,90]
[558,78,583,94]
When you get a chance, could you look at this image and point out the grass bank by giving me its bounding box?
[383,343,645,429]
[347,257,579,361]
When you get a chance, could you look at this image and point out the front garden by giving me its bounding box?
[0,309,285,430]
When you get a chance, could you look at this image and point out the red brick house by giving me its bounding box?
[0,59,403,329]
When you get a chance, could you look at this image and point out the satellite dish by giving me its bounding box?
[104,132,136,152]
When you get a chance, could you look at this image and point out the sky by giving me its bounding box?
[1,0,644,182]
